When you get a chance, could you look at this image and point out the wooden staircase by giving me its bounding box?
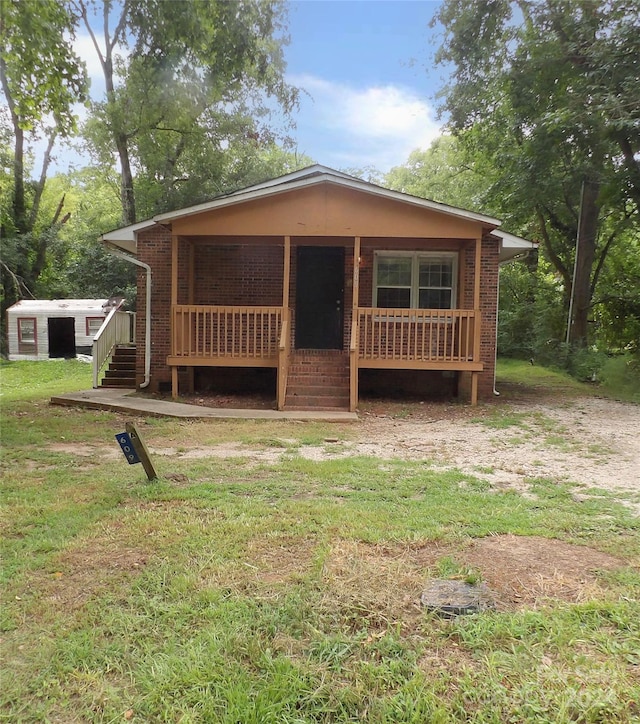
[284,350,350,411]
[100,345,137,388]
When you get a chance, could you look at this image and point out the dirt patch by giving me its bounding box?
[35,526,150,612]
[356,397,640,499]
[319,535,626,629]
[461,535,623,610]
[48,443,119,460]
[35,542,149,611]
[140,395,639,510]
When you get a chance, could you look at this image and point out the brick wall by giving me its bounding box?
[459,237,499,401]
[135,230,499,401]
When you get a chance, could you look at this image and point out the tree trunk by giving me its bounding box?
[569,178,600,346]
[116,132,137,225]
[0,53,27,235]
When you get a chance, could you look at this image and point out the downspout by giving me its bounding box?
[104,242,152,388]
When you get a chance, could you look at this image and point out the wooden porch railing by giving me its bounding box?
[277,310,291,409]
[357,308,480,364]
[172,305,283,360]
[92,305,135,387]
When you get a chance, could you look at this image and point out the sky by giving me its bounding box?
[47,0,447,177]
[285,0,445,172]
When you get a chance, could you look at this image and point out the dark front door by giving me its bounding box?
[295,246,344,349]
[48,317,76,358]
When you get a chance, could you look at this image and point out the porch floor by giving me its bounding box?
[50,388,358,421]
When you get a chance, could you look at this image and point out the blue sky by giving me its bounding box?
[286,1,444,171]
[52,1,446,176]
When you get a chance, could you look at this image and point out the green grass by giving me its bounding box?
[2,361,639,722]
[496,357,640,404]
[0,358,93,402]
[599,355,640,404]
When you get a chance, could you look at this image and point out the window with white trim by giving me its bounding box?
[17,317,37,353]
[374,252,457,309]
[86,316,105,336]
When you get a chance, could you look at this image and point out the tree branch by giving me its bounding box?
[28,131,57,231]
[535,206,570,285]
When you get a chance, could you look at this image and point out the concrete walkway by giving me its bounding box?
[50,388,358,421]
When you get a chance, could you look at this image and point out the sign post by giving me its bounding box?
[115,423,158,481]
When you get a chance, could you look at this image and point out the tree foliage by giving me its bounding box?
[72,0,299,224]
[433,0,640,348]
[386,135,492,210]
[0,0,87,348]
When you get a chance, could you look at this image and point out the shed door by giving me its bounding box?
[48,317,76,358]
[295,247,344,349]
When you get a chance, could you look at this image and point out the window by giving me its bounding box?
[17,317,37,354]
[86,316,105,336]
[374,253,457,309]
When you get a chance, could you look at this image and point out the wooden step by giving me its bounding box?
[100,376,136,388]
[100,345,137,389]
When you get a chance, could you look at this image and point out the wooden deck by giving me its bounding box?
[167,304,483,408]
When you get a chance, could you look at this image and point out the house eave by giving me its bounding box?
[153,169,501,228]
[100,220,155,255]
[493,229,538,263]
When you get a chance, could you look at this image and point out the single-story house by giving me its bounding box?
[101,165,536,410]
[6,299,109,360]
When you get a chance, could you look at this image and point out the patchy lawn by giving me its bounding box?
[1,361,639,722]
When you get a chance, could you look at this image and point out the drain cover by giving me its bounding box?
[421,579,495,617]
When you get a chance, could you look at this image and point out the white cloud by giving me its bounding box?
[290,74,442,172]
[73,32,106,85]
[72,31,130,98]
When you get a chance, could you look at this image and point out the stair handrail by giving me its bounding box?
[92,301,133,388]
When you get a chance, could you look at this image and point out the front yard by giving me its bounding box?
[1,360,639,722]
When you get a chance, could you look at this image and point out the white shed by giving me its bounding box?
[6,299,109,360]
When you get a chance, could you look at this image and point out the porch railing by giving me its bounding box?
[357,308,479,363]
[92,306,135,387]
[172,305,283,360]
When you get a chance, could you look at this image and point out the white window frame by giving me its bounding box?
[86,316,105,336]
[17,317,37,354]
[373,251,458,310]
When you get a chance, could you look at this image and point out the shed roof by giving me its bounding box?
[7,299,108,313]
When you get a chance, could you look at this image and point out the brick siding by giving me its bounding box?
[136,229,499,402]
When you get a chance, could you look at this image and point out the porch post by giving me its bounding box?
[471,236,482,406]
[186,240,195,393]
[350,236,361,412]
[277,236,291,411]
[171,233,179,399]
[282,235,290,310]
[473,236,481,311]
[471,371,478,406]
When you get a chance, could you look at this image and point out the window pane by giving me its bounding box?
[377,257,411,287]
[87,317,104,335]
[419,260,452,288]
[419,289,452,309]
[377,287,411,308]
[18,319,35,342]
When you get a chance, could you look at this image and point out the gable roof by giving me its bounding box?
[101,164,536,259]
[152,164,501,226]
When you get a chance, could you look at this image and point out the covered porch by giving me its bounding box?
[167,234,484,409]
